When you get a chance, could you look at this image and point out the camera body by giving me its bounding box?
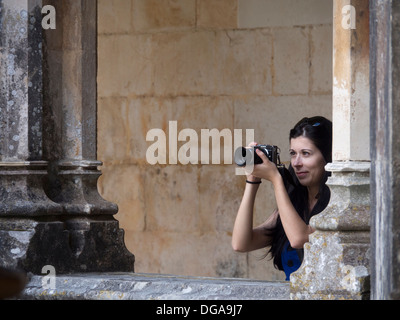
[234,144,280,167]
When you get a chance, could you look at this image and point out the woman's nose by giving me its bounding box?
[292,155,302,167]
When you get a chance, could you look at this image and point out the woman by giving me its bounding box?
[232,116,332,280]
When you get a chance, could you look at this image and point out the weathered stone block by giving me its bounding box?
[198,165,242,233]
[97,97,129,162]
[0,217,135,274]
[238,0,332,28]
[197,0,238,29]
[247,248,286,281]
[153,31,216,96]
[126,97,167,164]
[133,0,196,32]
[159,232,236,277]
[98,164,146,232]
[310,25,333,93]
[126,229,249,279]
[273,27,309,95]
[98,0,133,35]
[144,165,199,233]
[311,162,370,231]
[215,29,272,96]
[290,231,370,300]
[97,34,153,97]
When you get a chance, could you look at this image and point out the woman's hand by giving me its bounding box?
[251,148,281,184]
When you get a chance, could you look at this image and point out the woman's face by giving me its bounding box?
[289,136,326,189]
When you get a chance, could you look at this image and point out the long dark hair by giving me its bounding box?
[265,116,332,270]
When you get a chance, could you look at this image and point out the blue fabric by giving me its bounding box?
[281,241,302,281]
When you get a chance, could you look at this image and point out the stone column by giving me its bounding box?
[0,0,59,215]
[0,0,134,274]
[42,0,119,214]
[370,0,400,300]
[290,0,371,300]
[0,0,63,273]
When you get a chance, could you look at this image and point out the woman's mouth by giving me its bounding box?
[296,171,308,179]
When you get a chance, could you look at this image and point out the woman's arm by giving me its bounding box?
[252,149,314,249]
[270,173,314,248]
[232,181,277,253]
[232,142,276,252]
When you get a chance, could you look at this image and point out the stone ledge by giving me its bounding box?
[19,273,290,300]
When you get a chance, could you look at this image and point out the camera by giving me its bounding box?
[234,145,280,167]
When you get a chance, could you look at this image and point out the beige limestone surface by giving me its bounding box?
[97,0,333,281]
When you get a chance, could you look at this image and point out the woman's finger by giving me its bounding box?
[256,149,270,164]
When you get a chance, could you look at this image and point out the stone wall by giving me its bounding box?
[96,0,333,280]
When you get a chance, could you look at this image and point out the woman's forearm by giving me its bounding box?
[271,175,314,249]
[232,183,260,252]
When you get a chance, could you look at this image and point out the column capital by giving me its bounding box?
[325,161,370,173]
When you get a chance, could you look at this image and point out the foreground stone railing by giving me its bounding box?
[20,273,290,300]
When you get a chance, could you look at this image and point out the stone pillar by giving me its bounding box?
[370,0,400,300]
[0,0,62,273]
[290,0,371,300]
[0,0,134,274]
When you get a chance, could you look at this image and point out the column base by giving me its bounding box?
[0,162,61,216]
[0,217,135,274]
[45,160,118,215]
[290,230,370,300]
[290,161,371,300]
